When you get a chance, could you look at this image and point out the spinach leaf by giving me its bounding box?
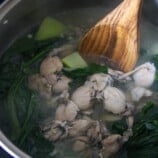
[2,36,62,61]
[113,102,158,158]
[142,101,154,116]
[19,126,55,158]
[0,34,63,157]
[151,55,158,69]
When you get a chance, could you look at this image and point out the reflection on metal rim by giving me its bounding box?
[0,131,31,158]
[0,0,21,21]
[0,141,20,158]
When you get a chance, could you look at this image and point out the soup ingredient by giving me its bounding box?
[40,56,63,77]
[68,119,92,137]
[101,134,124,158]
[119,62,156,87]
[64,100,79,121]
[62,52,87,69]
[53,69,134,125]
[132,62,156,88]
[28,73,52,99]
[52,75,72,93]
[71,86,94,110]
[41,117,133,158]
[73,138,89,152]
[63,64,108,91]
[29,54,72,99]
[40,65,138,157]
[87,73,113,91]
[130,86,152,102]
[41,120,69,142]
[113,102,158,158]
[35,17,67,41]
[117,62,156,102]
[29,49,155,158]
[55,104,67,121]
[0,28,72,157]
[152,55,158,69]
[71,73,113,111]
[102,87,126,114]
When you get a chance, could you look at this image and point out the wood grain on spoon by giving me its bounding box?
[79,0,143,72]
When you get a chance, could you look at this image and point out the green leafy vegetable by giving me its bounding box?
[112,102,158,158]
[151,54,158,69]
[142,101,154,116]
[2,36,61,63]
[7,73,26,140]
[0,32,64,157]
[19,126,55,158]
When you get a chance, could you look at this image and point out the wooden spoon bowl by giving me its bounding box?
[79,0,143,72]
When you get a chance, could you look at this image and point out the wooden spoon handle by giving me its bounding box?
[96,0,143,30]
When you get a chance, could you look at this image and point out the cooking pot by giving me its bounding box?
[0,0,158,158]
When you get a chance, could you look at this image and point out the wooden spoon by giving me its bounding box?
[79,0,143,72]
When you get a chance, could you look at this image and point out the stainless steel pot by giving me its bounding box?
[0,0,158,157]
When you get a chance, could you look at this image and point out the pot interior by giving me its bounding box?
[0,0,158,158]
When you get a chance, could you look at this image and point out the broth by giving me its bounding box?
[0,6,158,158]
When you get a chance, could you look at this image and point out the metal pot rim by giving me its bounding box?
[0,131,31,158]
[0,1,32,157]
